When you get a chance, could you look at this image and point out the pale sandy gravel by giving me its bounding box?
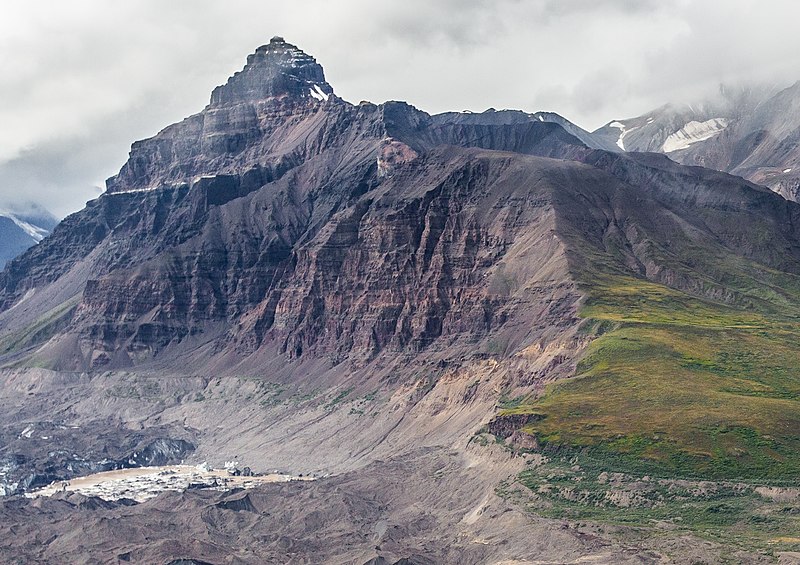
[26,464,312,502]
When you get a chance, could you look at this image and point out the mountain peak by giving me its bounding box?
[209,38,334,106]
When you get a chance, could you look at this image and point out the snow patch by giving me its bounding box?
[607,121,636,151]
[0,212,48,242]
[111,181,189,195]
[308,84,329,101]
[5,288,36,313]
[662,118,729,153]
[784,168,793,173]
[0,461,18,497]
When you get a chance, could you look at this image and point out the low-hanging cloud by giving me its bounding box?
[2,0,800,217]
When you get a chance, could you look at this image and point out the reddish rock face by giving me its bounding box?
[0,41,593,369]
[2,41,799,375]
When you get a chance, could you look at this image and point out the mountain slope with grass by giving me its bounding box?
[497,151,800,480]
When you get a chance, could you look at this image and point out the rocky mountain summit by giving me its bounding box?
[1,40,800,563]
[210,36,334,106]
[106,37,336,195]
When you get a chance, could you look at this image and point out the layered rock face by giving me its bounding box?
[2,40,799,376]
[210,37,333,106]
[0,41,593,370]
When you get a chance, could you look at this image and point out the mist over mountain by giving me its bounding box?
[593,81,800,201]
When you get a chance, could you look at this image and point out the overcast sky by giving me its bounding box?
[2,0,800,217]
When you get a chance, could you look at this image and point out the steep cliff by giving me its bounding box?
[0,39,593,372]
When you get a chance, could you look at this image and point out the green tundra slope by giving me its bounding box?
[504,152,800,481]
[515,274,800,479]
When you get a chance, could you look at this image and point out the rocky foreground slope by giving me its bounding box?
[1,38,799,563]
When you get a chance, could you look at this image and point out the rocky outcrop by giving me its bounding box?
[486,413,542,440]
[211,37,333,106]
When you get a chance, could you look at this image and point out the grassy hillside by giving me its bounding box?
[506,273,800,480]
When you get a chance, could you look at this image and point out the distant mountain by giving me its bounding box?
[593,83,800,201]
[433,108,621,152]
[0,207,57,269]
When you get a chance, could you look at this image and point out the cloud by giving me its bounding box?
[538,0,668,18]
[1,0,799,217]
[0,139,105,219]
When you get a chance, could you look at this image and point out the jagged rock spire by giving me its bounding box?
[209,37,334,106]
